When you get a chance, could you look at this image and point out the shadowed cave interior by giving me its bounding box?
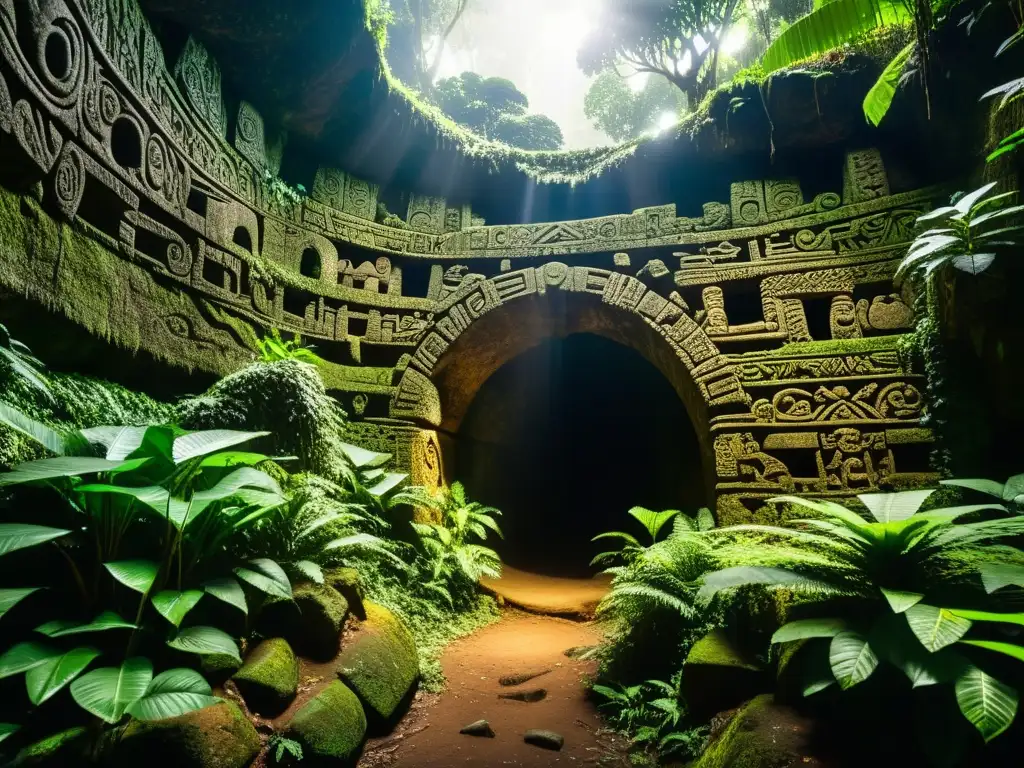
[452,333,706,578]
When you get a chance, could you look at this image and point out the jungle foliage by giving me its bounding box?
[0,328,503,759]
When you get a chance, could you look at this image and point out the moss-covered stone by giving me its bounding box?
[201,652,243,684]
[11,727,88,767]
[335,602,418,727]
[113,701,259,768]
[259,583,349,661]
[692,694,825,768]
[324,566,366,619]
[285,680,367,766]
[176,360,349,479]
[232,637,300,716]
[683,629,768,720]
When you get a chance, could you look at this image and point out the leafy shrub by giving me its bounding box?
[256,328,324,365]
[411,481,502,610]
[0,414,307,753]
[699,490,1024,746]
[896,183,1024,281]
[177,360,349,479]
[593,506,714,567]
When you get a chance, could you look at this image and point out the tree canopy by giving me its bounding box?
[584,70,688,142]
[386,0,472,91]
[578,0,743,99]
[434,72,565,150]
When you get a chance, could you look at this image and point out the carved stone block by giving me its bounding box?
[234,102,266,169]
[174,36,227,137]
[843,149,889,204]
[731,180,767,226]
[407,195,446,234]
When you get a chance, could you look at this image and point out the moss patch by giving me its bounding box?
[176,360,349,479]
[325,566,366,619]
[335,602,418,725]
[233,637,299,716]
[259,583,348,661]
[286,680,367,766]
[114,701,260,768]
[11,727,88,767]
[693,694,820,768]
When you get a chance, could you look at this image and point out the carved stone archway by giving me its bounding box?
[389,262,753,502]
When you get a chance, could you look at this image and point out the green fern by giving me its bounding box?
[256,328,325,365]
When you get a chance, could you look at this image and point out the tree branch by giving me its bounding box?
[426,0,471,86]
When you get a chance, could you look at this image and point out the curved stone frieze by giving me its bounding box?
[0,0,941,517]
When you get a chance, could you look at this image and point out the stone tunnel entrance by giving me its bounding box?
[425,288,716,578]
[453,333,705,577]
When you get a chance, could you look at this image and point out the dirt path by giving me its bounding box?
[482,565,613,617]
[361,574,628,768]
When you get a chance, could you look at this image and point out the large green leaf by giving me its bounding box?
[198,451,283,468]
[77,485,170,518]
[172,430,268,464]
[979,563,1024,593]
[151,591,204,628]
[904,604,973,652]
[79,426,149,461]
[762,0,908,73]
[167,626,241,663]
[0,344,51,400]
[772,618,849,643]
[104,560,159,595]
[0,457,128,486]
[940,479,1006,499]
[291,560,324,585]
[202,577,247,615]
[70,657,152,724]
[337,441,392,469]
[829,631,879,689]
[25,647,101,705]
[954,664,1019,742]
[0,403,66,455]
[0,524,71,557]
[125,668,220,721]
[962,640,1024,663]
[881,587,924,613]
[189,468,283,520]
[698,566,842,603]
[858,490,934,523]
[235,559,291,600]
[0,723,19,744]
[36,611,137,638]
[628,507,681,542]
[367,472,408,498]
[863,40,914,126]
[0,642,59,678]
[0,587,42,619]
[949,609,1024,627]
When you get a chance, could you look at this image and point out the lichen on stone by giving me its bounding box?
[232,637,299,716]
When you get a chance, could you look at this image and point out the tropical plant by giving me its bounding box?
[942,472,1024,512]
[336,441,432,521]
[983,24,1024,161]
[256,328,324,365]
[896,182,1024,281]
[593,506,713,567]
[698,490,1024,744]
[583,68,689,142]
[410,481,502,608]
[242,473,407,584]
[0,411,299,740]
[0,323,51,400]
[593,674,709,760]
[268,734,304,764]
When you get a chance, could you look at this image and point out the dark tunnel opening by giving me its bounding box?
[452,333,706,578]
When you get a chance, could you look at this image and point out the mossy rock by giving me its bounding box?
[259,583,349,661]
[200,652,243,684]
[324,566,366,619]
[693,694,828,768]
[11,727,88,767]
[683,629,768,720]
[335,602,418,729]
[232,637,299,716]
[113,701,260,768]
[285,680,367,766]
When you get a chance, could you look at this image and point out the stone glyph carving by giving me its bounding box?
[857,294,914,331]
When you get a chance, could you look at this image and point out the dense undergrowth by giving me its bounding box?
[0,330,503,761]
